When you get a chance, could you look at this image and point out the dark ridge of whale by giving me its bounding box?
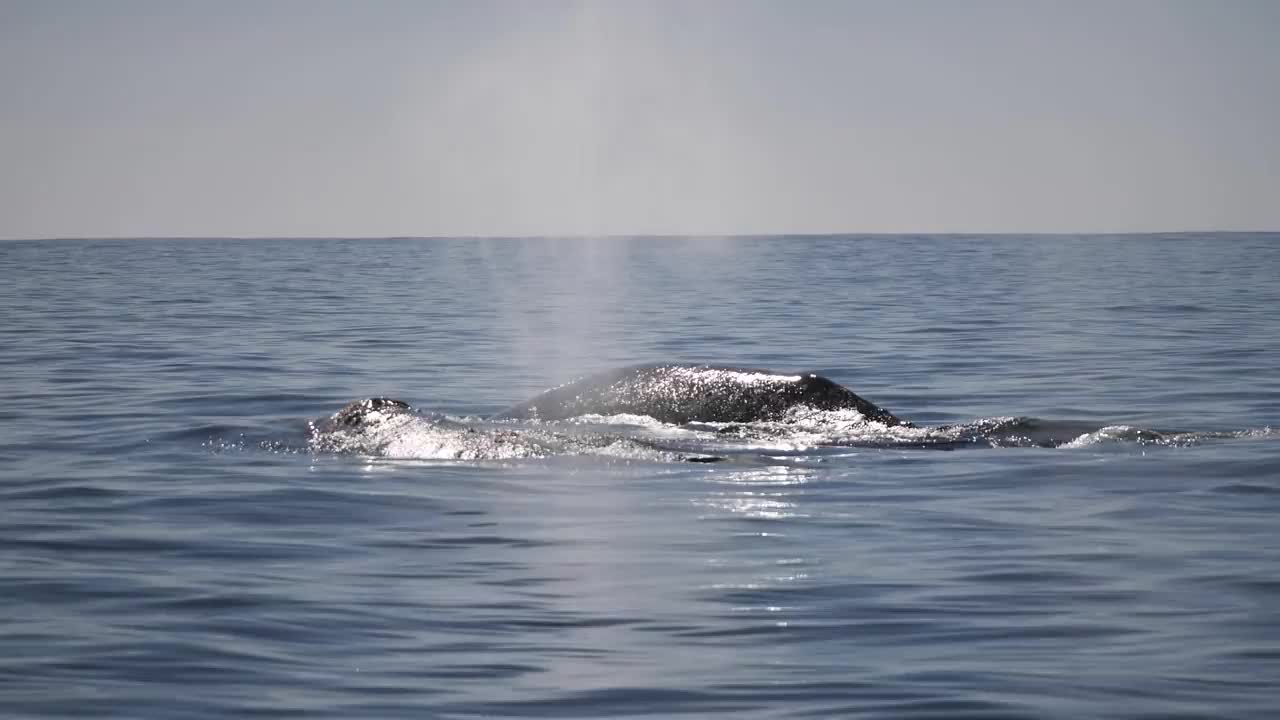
[494,364,911,427]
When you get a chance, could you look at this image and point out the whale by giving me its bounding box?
[495,364,910,426]
[311,364,910,438]
[309,366,1235,454]
[315,365,909,429]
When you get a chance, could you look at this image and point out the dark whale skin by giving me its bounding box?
[494,364,910,426]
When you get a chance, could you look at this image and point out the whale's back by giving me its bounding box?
[495,364,908,426]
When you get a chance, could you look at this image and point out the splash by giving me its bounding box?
[1059,425,1270,449]
[307,410,709,463]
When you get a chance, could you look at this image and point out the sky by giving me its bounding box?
[1,0,1278,238]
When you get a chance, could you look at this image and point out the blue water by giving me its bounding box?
[2,235,1278,718]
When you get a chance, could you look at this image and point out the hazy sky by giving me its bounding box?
[2,0,1277,238]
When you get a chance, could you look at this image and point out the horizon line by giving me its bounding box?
[4,230,1278,242]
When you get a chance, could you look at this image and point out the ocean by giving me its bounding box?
[1,234,1278,718]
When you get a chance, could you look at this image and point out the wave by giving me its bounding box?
[300,405,1275,462]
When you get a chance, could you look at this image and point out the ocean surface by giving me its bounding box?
[2,234,1278,719]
